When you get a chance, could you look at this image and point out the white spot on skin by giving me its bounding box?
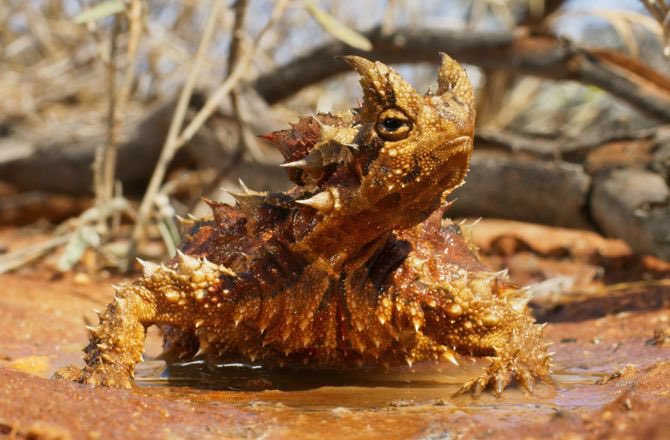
[164,291,180,302]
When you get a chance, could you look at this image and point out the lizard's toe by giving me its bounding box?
[53,364,134,389]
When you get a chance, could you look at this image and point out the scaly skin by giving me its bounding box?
[54,54,553,396]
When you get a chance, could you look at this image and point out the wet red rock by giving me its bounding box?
[1,220,669,439]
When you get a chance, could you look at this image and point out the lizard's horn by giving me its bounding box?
[339,55,376,78]
[436,52,475,110]
[339,55,421,121]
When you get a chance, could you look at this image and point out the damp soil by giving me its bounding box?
[0,219,669,439]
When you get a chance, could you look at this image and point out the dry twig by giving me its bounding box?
[0,235,71,274]
[642,0,670,56]
[130,0,226,248]
[117,0,144,117]
[0,197,132,274]
[93,14,122,211]
[133,0,289,250]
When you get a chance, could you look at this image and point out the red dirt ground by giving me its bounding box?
[0,220,669,440]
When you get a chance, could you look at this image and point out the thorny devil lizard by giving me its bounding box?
[54,54,553,397]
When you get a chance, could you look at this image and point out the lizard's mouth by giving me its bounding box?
[427,135,473,194]
[436,135,472,154]
[377,135,472,198]
[426,135,472,181]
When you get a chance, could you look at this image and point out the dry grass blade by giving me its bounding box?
[476,70,515,128]
[170,51,252,153]
[131,0,226,246]
[542,278,670,309]
[468,0,488,28]
[485,77,543,129]
[527,0,547,22]
[183,0,290,208]
[304,0,373,51]
[72,197,132,226]
[199,0,250,203]
[381,0,397,35]
[95,0,144,225]
[86,0,143,242]
[489,0,517,30]
[0,235,71,275]
[73,0,126,24]
[527,275,670,312]
[467,0,516,30]
[154,193,180,257]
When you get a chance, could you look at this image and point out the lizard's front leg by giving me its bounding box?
[424,276,553,397]
[453,314,553,397]
[53,281,156,388]
[53,252,235,388]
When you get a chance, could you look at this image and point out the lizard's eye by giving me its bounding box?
[382,118,403,130]
[376,108,412,141]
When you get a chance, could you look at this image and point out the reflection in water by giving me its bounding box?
[135,360,492,408]
[136,360,476,391]
[134,360,611,410]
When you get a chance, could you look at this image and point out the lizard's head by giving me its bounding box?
[342,54,475,222]
[265,54,475,231]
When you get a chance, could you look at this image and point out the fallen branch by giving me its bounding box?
[475,124,660,161]
[252,27,670,122]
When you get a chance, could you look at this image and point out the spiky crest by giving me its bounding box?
[190,54,476,268]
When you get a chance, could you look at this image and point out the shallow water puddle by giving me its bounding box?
[133,359,610,411]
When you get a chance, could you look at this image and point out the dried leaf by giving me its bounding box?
[57,226,100,271]
[73,0,126,24]
[155,194,179,257]
[304,0,373,51]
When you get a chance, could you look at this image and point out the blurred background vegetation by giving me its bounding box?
[1,0,669,274]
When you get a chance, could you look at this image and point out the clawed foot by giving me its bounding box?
[454,357,553,398]
[52,364,134,389]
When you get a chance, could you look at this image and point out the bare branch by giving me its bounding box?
[252,27,670,122]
